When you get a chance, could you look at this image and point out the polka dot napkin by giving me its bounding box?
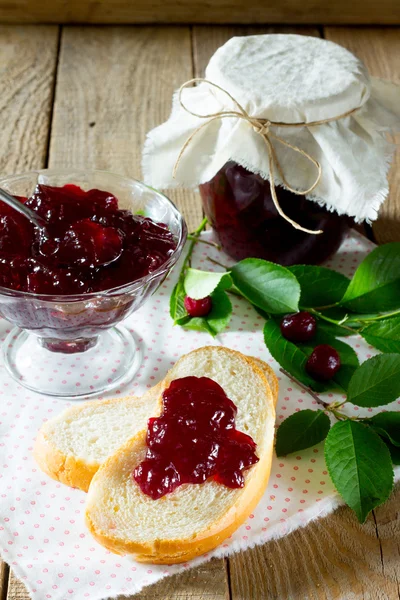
[1,230,399,600]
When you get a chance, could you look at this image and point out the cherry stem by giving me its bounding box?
[279,368,349,421]
[356,308,400,323]
[329,408,348,421]
[187,235,221,250]
[308,308,356,333]
[279,368,330,408]
[182,217,208,271]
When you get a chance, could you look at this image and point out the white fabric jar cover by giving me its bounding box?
[142,34,400,223]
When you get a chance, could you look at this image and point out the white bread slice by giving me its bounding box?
[252,357,279,405]
[34,357,278,493]
[85,346,276,564]
[33,387,161,492]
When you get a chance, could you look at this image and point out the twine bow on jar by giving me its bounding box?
[173,78,361,235]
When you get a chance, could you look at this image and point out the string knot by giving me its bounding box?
[252,120,271,136]
[173,78,361,235]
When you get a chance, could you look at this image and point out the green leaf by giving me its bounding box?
[231,258,300,314]
[275,409,331,456]
[361,316,400,353]
[289,265,350,308]
[170,281,189,325]
[263,318,320,390]
[184,268,232,300]
[341,243,400,313]
[385,440,400,465]
[347,354,400,407]
[325,420,394,523]
[363,412,400,447]
[183,289,232,336]
[318,320,354,338]
[263,319,358,392]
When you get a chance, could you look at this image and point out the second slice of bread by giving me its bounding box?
[34,388,161,492]
[85,346,276,563]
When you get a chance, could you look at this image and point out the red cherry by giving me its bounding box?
[280,311,317,342]
[184,295,212,317]
[306,344,341,381]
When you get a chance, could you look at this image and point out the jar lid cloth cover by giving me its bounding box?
[142,34,400,223]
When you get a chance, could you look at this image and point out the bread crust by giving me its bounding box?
[85,346,276,563]
[251,357,279,407]
[33,395,142,492]
[34,428,99,492]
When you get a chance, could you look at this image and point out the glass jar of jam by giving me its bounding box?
[199,162,352,266]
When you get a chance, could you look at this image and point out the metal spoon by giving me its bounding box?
[0,187,48,231]
[0,187,123,267]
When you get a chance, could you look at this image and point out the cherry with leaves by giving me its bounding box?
[171,230,400,523]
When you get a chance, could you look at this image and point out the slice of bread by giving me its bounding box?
[33,387,161,492]
[34,356,278,492]
[252,357,279,405]
[85,346,276,564]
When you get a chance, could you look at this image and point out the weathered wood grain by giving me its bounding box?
[0,25,59,175]
[0,23,59,600]
[0,0,400,25]
[0,561,9,600]
[49,26,201,231]
[324,27,400,246]
[133,559,229,600]
[4,572,27,600]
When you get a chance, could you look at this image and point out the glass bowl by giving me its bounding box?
[0,169,187,399]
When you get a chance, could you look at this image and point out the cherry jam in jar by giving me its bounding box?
[199,162,352,266]
[134,376,259,499]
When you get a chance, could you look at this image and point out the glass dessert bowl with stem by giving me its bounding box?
[0,169,187,399]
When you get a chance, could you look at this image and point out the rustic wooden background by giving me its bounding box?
[0,0,400,24]
[0,21,399,600]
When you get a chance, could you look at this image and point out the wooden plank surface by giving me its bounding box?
[0,25,59,175]
[0,560,8,599]
[0,23,60,600]
[1,0,400,25]
[324,27,400,247]
[49,25,201,231]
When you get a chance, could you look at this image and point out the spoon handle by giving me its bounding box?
[0,188,47,230]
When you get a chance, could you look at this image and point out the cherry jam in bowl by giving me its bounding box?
[0,169,187,398]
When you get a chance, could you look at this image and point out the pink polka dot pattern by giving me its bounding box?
[0,230,399,599]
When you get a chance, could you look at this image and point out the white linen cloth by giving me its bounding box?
[142,34,400,222]
[0,230,399,600]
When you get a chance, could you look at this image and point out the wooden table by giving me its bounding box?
[0,23,399,600]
